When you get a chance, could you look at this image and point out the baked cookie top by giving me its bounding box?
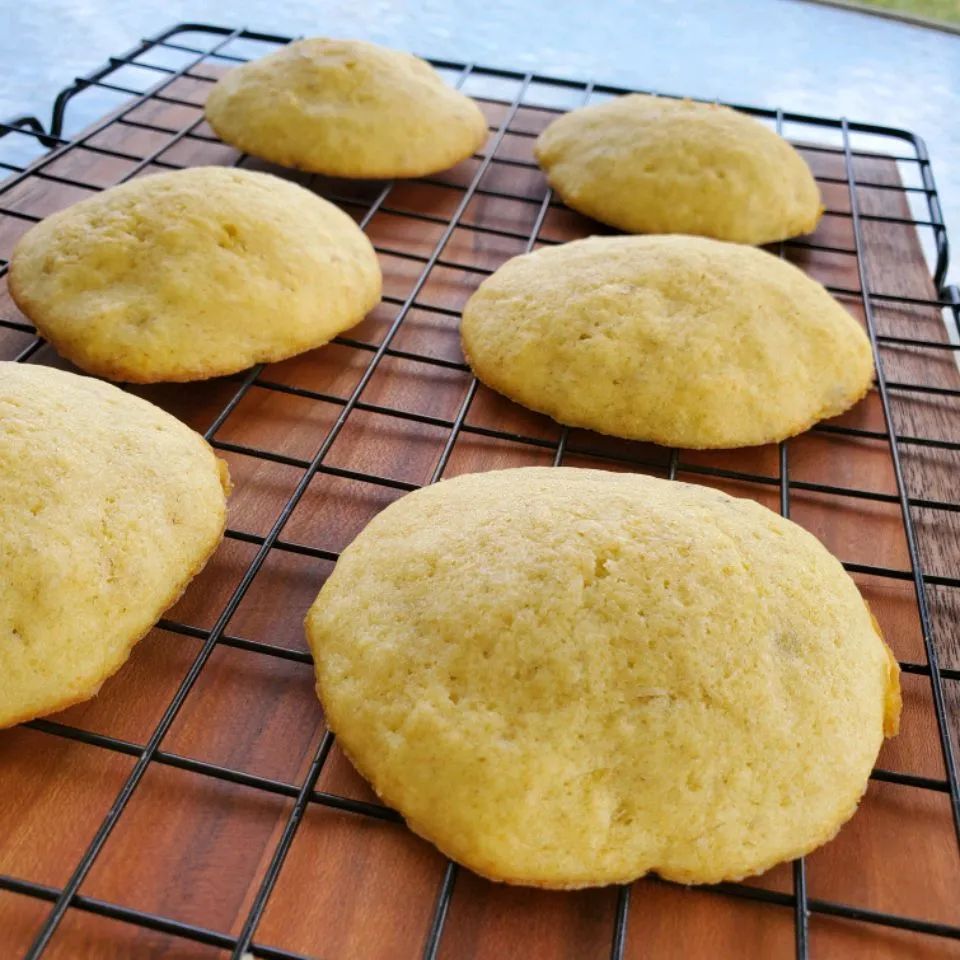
[9,166,381,382]
[0,362,230,727]
[461,235,874,449]
[205,38,489,178]
[306,467,899,888]
[535,94,822,244]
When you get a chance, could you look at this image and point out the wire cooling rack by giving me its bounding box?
[1,21,960,960]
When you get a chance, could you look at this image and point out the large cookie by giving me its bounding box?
[205,38,489,178]
[0,362,230,727]
[461,235,874,449]
[306,467,900,888]
[535,94,822,244]
[9,166,381,382]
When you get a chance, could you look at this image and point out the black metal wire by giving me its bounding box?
[422,862,459,960]
[0,19,958,960]
[839,118,960,854]
[230,731,336,959]
[610,886,632,960]
[231,60,539,959]
[418,74,598,954]
[764,105,810,960]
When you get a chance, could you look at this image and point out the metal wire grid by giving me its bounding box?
[0,20,958,960]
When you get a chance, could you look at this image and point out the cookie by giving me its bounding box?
[204,38,489,178]
[535,94,822,243]
[0,362,230,727]
[8,166,381,382]
[306,467,900,888]
[461,235,874,449]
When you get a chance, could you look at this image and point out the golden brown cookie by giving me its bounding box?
[461,235,873,448]
[535,94,822,243]
[9,167,381,382]
[306,467,899,888]
[205,38,488,178]
[0,362,230,727]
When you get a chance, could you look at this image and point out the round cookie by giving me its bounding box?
[8,166,381,382]
[204,38,489,178]
[535,94,822,244]
[306,467,900,888]
[461,235,874,449]
[0,362,230,728]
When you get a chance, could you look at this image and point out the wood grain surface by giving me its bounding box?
[1,59,959,960]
